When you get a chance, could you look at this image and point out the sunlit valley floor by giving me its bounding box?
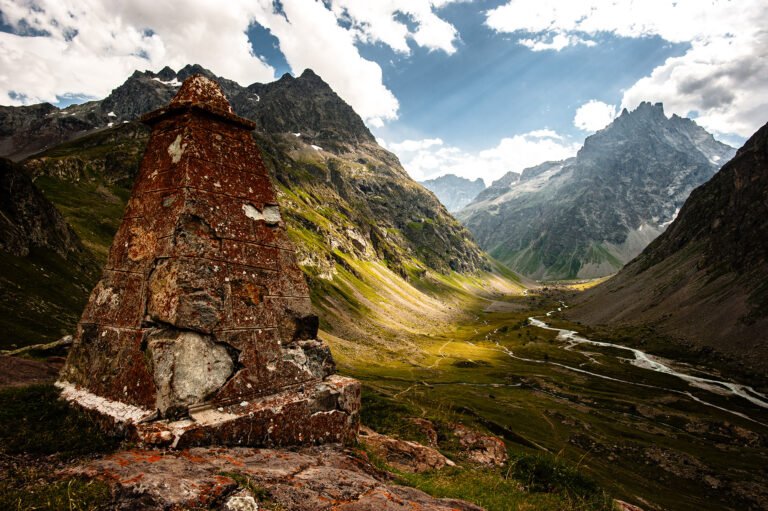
[320,268,768,511]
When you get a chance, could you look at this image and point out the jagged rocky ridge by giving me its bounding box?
[420,174,486,212]
[0,65,488,347]
[569,120,768,373]
[0,65,377,161]
[458,103,735,280]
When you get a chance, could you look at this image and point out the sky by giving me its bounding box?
[1,0,766,185]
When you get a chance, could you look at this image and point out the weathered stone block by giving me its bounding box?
[183,157,275,204]
[147,258,226,333]
[220,239,280,270]
[60,325,156,409]
[184,125,264,174]
[183,189,293,249]
[80,270,146,327]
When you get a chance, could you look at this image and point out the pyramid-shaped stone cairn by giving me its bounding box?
[57,75,360,448]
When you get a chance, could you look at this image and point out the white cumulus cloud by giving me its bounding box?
[573,100,617,132]
[251,0,399,126]
[519,32,596,52]
[331,0,460,55]
[387,131,580,184]
[0,0,462,127]
[389,138,444,152]
[0,0,276,105]
[621,29,768,138]
[485,0,768,137]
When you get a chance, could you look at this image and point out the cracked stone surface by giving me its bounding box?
[358,426,456,473]
[58,74,360,446]
[451,423,508,466]
[63,446,484,511]
[147,330,234,417]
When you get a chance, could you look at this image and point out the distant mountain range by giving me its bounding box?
[419,174,486,212]
[0,65,492,347]
[0,65,375,161]
[570,120,768,374]
[458,102,735,280]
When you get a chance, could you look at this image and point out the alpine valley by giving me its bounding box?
[1,65,767,511]
[458,102,735,280]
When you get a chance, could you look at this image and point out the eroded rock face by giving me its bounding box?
[147,330,234,417]
[63,446,484,511]
[451,423,508,466]
[358,426,456,473]
[58,75,359,446]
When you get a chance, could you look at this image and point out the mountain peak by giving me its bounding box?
[420,174,487,212]
[176,64,215,82]
[572,120,768,372]
[460,108,735,280]
[156,66,176,81]
[296,69,332,91]
[636,101,665,112]
[300,68,319,79]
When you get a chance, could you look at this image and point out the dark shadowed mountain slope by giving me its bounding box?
[420,174,486,212]
[570,120,768,373]
[0,158,99,347]
[458,103,735,280]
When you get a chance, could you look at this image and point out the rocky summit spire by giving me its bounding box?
[57,75,360,448]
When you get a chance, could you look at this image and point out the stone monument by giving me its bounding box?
[57,75,360,448]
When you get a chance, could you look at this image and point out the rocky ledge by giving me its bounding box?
[63,444,483,510]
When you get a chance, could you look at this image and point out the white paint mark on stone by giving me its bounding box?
[242,204,282,225]
[55,381,154,424]
[242,203,264,221]
[263,205,281,224]
[167,134,186,164]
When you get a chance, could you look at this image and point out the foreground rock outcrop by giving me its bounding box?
[358,426,456,473]
[64,445,484,510]
[58,75,360,446]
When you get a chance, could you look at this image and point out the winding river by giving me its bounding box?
[493,302,768,427]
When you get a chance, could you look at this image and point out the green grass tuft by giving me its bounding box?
[397,463,613,511]
[0,475,112,511]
